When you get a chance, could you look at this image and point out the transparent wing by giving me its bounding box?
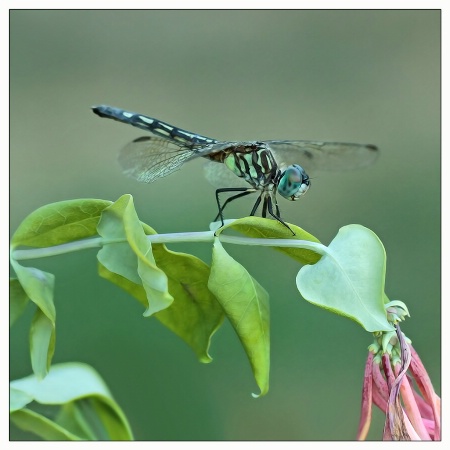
[203,160,249,189]
[265,140,379,173]
[202,141,273,189]
[118,136,202,183]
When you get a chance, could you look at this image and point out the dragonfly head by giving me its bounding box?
[277,165,310,201]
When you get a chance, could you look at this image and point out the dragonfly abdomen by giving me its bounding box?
[92,105,216,148]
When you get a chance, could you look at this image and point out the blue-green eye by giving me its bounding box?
[277,165,310,200]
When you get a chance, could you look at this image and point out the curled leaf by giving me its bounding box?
[208,238,270,397]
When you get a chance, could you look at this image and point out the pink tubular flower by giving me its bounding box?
[357,323,440,440]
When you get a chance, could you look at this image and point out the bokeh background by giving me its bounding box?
[10,10,440,440]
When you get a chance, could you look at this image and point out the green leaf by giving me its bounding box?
[221,216,322,265]
[296,224,393,332]
[98,239,225,363]
[98,263,147,307]
[10,260,55,320]
[10,259,56,379]
[10,362,133,440]
[10,408,81,440]
[10,278,29,327]
[10,387,33,411]
[97,194,173,316]
[10,198,112,378]
[152,245,225,363]
[208,238,270,397]
[30,309,56,378]
[11,199,112,248]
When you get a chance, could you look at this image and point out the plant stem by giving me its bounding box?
[219,234,327,254]
[11,231,328,261]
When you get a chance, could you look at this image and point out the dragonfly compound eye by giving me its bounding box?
[278,164,310,201]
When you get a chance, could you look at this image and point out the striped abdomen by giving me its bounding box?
[92,105,216,148]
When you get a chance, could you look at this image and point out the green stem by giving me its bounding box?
[11,230,328,261]
[219,235,328,254]
[12,237,105,260]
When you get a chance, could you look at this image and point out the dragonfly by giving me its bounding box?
[92,105,379,233]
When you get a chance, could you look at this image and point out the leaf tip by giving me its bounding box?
[198,355,213,364]
[251,385,269,398]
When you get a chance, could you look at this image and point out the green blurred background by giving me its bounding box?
[10,10,440,440]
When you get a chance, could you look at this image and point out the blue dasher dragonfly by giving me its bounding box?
[92,105,378,233]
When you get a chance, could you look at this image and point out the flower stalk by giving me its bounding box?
[357,303,440,441]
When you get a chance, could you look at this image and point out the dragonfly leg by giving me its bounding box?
[261,195,268,218]
[214,188,256,224]
[267,196,295,236]
[249,194,262,216]
[274,196,281,217]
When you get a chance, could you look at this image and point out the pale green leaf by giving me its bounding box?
[10,409,81,440]
[208,238,270,397]
[10,260,55,321]
[152,245,224,363]
[296,224,393,332]
[98,240,141,284]
[10,259,56,378]
[10,362,133,440]
[97,194,173,316]
[10,387,33,411]
[11,199,112,248]
[10,278,29,327]
[10,199,111,378]
[220,216,322,265]
[98,242,225,363]
[10,363,111,405]
[30,309,56,379]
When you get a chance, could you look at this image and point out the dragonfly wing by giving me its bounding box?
[203,160,249,189]
[266,140,379,173]
[118,136,198,183]
[195,141,254,189]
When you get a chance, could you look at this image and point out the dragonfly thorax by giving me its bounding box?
[277,164,310,201]
[223,146,280,190]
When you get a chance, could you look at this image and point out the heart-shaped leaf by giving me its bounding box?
[296,224,393,332]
